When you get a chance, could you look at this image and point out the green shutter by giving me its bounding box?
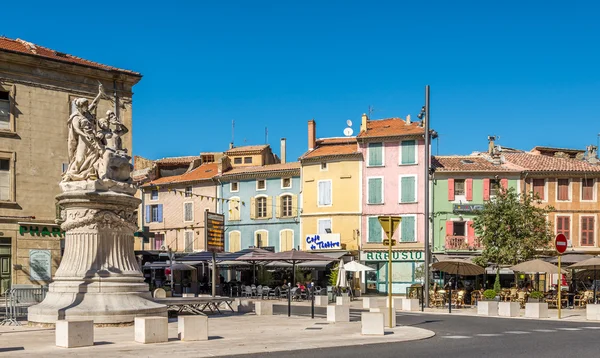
[368,217,382,242]
[368,178,383,204]
[401,140,416,164]
[401,216,415,242]
[401,176,416,203]
[368,143,383,166]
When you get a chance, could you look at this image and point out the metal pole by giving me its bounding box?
[388,216,393,328]
[169,247,174,293]
[212,251,217,297]
[557,255,561,319]
[311,286,315,319]
[289,262,295,317]
[424,85,431,308]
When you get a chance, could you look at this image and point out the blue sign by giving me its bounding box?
[305,234,341,251]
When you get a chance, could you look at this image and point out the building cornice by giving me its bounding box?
[219,168,300,182]
[300,153,363,164]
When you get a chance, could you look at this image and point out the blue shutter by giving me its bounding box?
[145,205,150,223]
[368,217,382,243]
[368,178,383,204]
[157,204,163,223]
[401,216,415,242]
[400,176,416,203]
[401,140,416,164]
[368,143,383,166]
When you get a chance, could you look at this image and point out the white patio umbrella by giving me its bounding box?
[336,259,348,288]
[344,261,375,272]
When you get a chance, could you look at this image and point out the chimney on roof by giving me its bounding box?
[308,120,316,151]
[229,142,234,150]
[406,114,411,125]
[586,144,599,164]
[280,138,287,164]
[361,113,368,132]
[488,136,496,156]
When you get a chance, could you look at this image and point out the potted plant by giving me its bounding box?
[478,289,500,316]
[528,291,544,303]
[483,289,497,301]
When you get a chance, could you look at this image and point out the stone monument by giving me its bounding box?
[28,84,167,325]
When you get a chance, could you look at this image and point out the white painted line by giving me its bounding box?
[504,331,530,334]
[532,329,557,333]
[556,328,582,331]
[441,335,471,339]
[581,327,600,330]
[476,333,504,337]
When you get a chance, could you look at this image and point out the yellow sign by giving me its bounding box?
[378,216,402,239]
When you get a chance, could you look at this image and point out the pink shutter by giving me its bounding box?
[448,178,455,201]
[500,178,508,190]
[465,179,473,201]
[468,221,476,245]
[483,178,490,200]
[446,221,454,236]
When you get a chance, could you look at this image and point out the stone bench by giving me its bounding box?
[178,315,208,341]
[254,301,273,316]
[135,316,168,344]
[370,307,396,328]
[314,295,328,306]
[401,298,420,312]
[327,305,350,323]
[361,312,385,336]
[56,320,94,348]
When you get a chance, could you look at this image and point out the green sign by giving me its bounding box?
[361,251,424,262]
[19,225,64,237]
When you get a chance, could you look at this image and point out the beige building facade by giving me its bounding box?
[0,37,140,290]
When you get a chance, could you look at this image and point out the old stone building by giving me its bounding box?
[0,37,141,290]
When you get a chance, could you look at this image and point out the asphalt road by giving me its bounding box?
[224,308,600,358]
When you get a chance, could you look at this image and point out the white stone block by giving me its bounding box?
[314,295,328,306]
[255,301,273,316]
[178,315,208,341]
[361,312,385,336]
[135,316,168,344]
[387,298,403,310]
[233,298,254,313]
[370,307,396,328]
[477,301,498,316]
[498,302,520,317]
[327,305,350,323]
[401,298,420,312]
[525,302,548,319]
[336,296,350,306]
[182,293,196,297]
[55,320,94,348]
[363,297,384,309]
[586,304,600,321]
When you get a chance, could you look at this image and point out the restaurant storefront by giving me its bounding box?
[361,250,424,295]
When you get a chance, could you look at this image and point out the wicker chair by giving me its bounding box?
[470,290,482,306]
[574,291,594,307]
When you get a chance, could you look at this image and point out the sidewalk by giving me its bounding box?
[0,314,434,357]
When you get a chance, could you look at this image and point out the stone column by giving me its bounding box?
[28,182,166,325]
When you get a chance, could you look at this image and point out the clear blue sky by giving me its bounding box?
[3,1,600,160]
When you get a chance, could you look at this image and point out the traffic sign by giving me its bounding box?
[382,239,397,246]
[378,216,402,239]
[555,234,568,254]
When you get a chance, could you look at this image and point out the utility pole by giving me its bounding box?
[423,85,431,308]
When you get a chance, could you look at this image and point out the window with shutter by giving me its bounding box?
[489,179,500,197]
[228,231,241,252]
[151,205,159,222]
[581,216,595,246]
[367,217,383,243]
[154,233,164,250]
[256,197,267,218]
[151,189,158,200]
[228,199,240,221]
[368,142,383,166]
[230,182,239,192]
[318,180,332,206]
[256,180,266,190]
[400,176,416,203]
[465,179,473,201]
[454,179,465,196]
[582,179,594,201]
[367,177,383,204]
[184,202,193,222]
[400,216,416,242]
[281,195,293,217]
[318,219,332,235]
[400,140,416,165]
[184,231,194,252]
[557,179,569,201]
[280,230,294,251]
[532,179,545,200]
[556,216,570,241]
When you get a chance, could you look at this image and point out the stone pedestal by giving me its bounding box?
[336,296,350,305]
[178,316,208,341]
[255,301,273,316]
[56,320,94,348]
[477,301,498,316]
[135,316,168,344]
[401,298,420,312]
[386,298,403,310]
[327,305,350,323]
[363,297,384,309]
[586,304,600,320]
[525,302,548,318]
[370,307,396,328]
[314,296,328,306]
[233,298,254,313]
[361,312,385,336]
[28,182,167,325]
[498,302,520,317]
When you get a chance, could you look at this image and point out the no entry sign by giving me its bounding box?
[555,234,568,254]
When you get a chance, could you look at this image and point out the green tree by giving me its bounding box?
[473,187,554,270]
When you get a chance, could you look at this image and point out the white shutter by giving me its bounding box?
[318,219,331,235]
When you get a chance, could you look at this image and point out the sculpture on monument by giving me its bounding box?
[28,84,166,325]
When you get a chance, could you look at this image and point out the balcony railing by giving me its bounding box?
[445,236,483,251]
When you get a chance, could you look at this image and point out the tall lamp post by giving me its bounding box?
[418,85,431,308]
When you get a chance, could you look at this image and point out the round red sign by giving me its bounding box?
[555,233,568,254]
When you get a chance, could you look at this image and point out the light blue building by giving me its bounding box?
[217,143,301,253]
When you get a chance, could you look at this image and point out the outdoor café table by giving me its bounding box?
[153,297,235,315]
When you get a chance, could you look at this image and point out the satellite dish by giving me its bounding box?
[346,119,353,127]
[343,128,353,136]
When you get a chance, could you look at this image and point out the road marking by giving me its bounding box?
[556,328,582,331]
[441,335,471,339]
[582,327,600,330]
[476,333,504,337]
[504,331,530,334]
[532,329,557,333]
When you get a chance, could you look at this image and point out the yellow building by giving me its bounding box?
[299,120,363,253]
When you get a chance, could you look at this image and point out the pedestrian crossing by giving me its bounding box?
[441,326,599,339]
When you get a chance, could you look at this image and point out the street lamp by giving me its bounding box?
[419,86,431,308]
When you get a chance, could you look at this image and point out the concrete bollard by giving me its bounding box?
[233,298,254,313]
[525,302,548,319]
[314,295,328,306]
[477,301,499,316]
[498,302,520,317]
[135,316,168,344]
[336,296,350,306]
[361,312,385,336]
[363,297,384,309]
[327,305,350,323]
[178,315,208,341]
[370,307,396,328]
[55,320,94,348]
[587,304,600,321]
[401,298,419,312]
[386,298,403,310]
[255,301,273,316]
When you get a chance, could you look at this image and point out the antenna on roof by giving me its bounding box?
[368,105,375,118]
[265,127,268,144]
[231,120,235,146]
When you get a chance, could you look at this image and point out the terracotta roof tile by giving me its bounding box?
[155,156,201,165]
[504,153,600,173]
[0,37,140,76]
[301,138,360,160]
[357,118,425,138]
[220,162,300,176]
[225,144,269,154]
[432,156,521,172]
[146,163,218,186]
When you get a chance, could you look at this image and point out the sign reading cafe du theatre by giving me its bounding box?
[306,234,341,251]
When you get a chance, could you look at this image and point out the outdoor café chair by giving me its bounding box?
[574,291,594,307]
[261,287,270,299]
[244,286,253,297]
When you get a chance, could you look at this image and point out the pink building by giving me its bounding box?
[356,114,426,294]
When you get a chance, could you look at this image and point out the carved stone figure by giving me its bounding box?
[96,110,132,182]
